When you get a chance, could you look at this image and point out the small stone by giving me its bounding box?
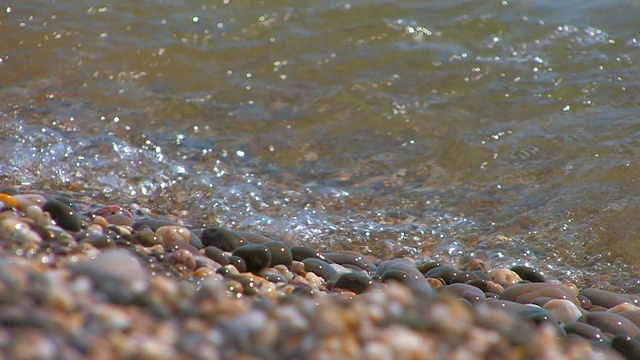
[232,244,272,273]
[563,322,607,342]
[291,246,330,262]
[43,199,83,232]
[12,193,46,211]
[0,193,18,208]
[168,249,196,271]
[263,241,292,268]
[424,265,459,284]
[578,312,640,339]
[73,248,148,303]
[133,227,163,247]
[608,303,640,314]
[543,299,583,324]
[228,256,247,273]
[580,288,639,308]
[489,268,522,287]
[258,268,288,284]
[200,227,248,251]
[510,265,546,282]
[329,272,372,294]
[156,225,191,247]
[104,214,135,226]
[203,246,229,265]
[611,335,640,360]
[500,283,580,307]
[302,258,338,281]
[322,251,376,272]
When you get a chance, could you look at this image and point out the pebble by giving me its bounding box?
[200,226,248,251]
[12,193,46,211]
[322,251,375,272]
[72,248,148,303]
[329,272,373,294]
[500,282,581,306]
[0,193,18,208]
[228,255,248,273]
[43,199,83,232]
[203,245,229,265]
[290,246,330,262]
[262,241,292,268]
[577,312,640,339]
[423,264,459,284]
[156,225,191,247]
[489,268,523,287]
[611,335,640,360]
[232,244,272,273]
[580,288,639,308]
[302,258,338,281]
[510,265,546,282]
[563,322,608,342]
[543,299,583,324]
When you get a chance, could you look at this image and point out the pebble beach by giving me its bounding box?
[4,1,640,359]
[1,190,639,360]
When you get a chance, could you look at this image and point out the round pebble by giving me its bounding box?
[543,299,583,324]
[302,258,338,282]
[232,244,271,273]
[203,246,230,266]
[72,248,148,303]
[510,265,546,282]
[200,227,248,251]
[424,265,459,284]
[329,272,372,294]
[578,312,640,339]
[43,199,83,232]
[262,241,292,268]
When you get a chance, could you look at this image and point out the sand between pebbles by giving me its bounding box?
[0,191,639,359]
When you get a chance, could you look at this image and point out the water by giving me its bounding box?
[2,0,640,289]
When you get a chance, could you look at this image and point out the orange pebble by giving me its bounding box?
[0,193,18,208]
[193,267,215,278]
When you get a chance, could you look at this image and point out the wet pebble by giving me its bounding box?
[489,268,523,287]
[228,255,248,273]
[258,268,288,284]
[200,227,248,251]
[510,265,546,282]
[563,322,608,342]
[156,226,191,247]
[322,251,375,272]
[290,246,330,262]
[580,288,639,309]
[618,311,640,328]
[439,283,485,304]
[263,241,292,268]
[423,265,459,284]
[500,283,580,306]
[329,272,372,294]
[578,312,640,339]
[12,194,46,211]
[43,199,83,232]
[302,258,338,282]
[203,246,229,266]
[133,226,163,247]
[72,248,148,303]
[611,335,640,360]
[543,299,583,324]
[232,244,272,273]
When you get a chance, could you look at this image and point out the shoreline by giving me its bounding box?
[0,190,638,359]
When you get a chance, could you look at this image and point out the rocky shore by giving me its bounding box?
[0,190,639,359]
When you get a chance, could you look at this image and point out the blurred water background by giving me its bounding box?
[2,0,640,289]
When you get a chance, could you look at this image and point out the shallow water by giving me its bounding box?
[2,0,640,289]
